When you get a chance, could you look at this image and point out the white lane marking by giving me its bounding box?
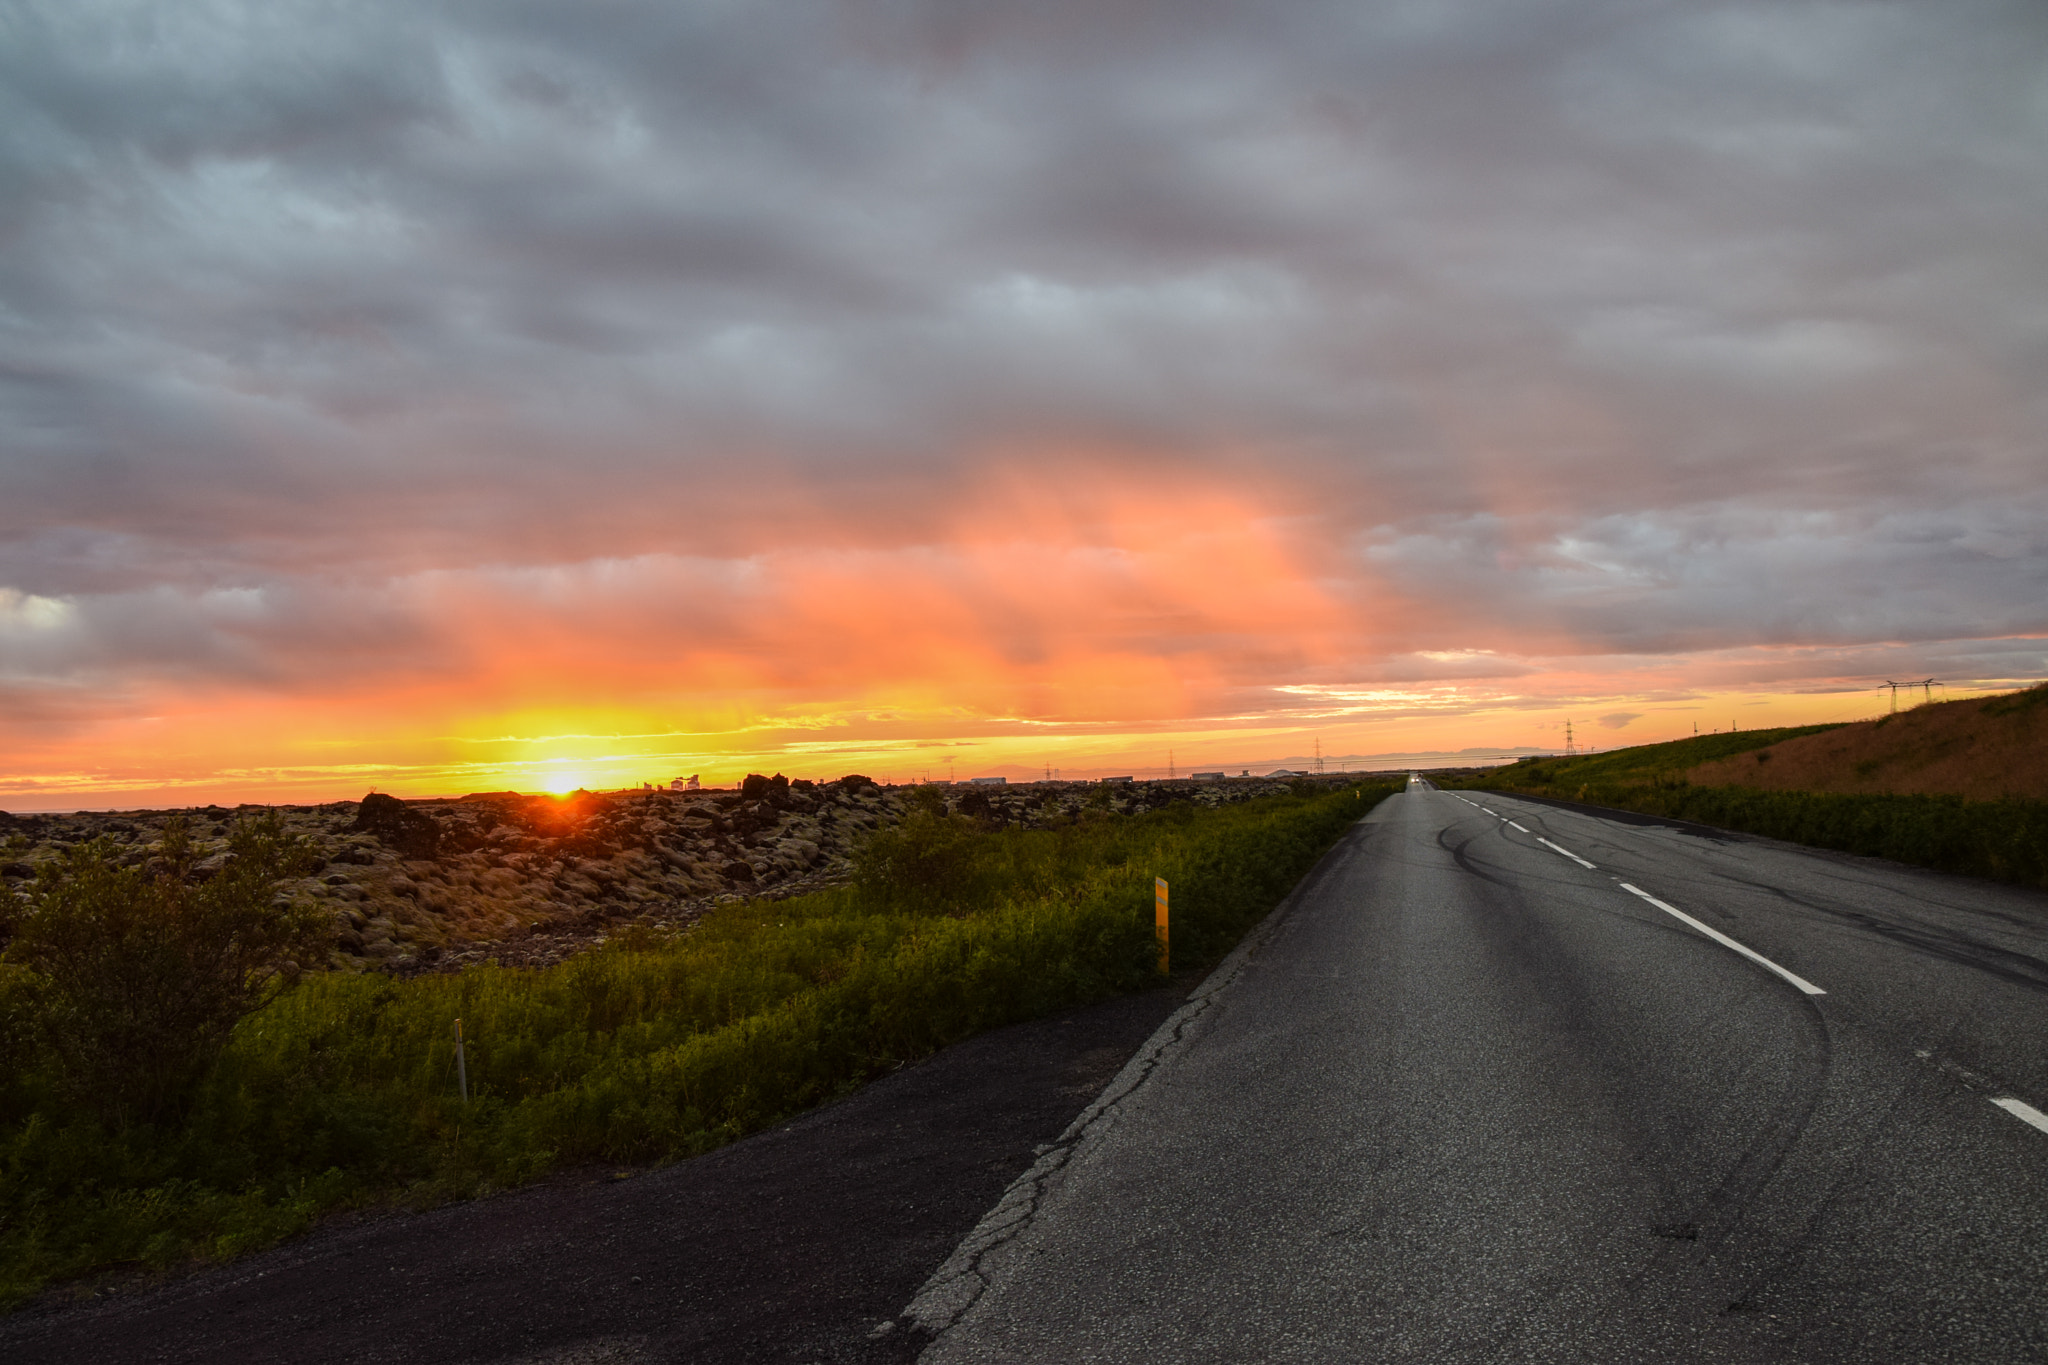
[1480,808,1498,816]
[1993,1097,2048,1135]
[1538,837,1596,869]
[1619,883,1826,996]
[1508,821,1529,832]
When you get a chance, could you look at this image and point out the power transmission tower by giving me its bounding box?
[1882,680,1901,713]
[1565,720,1576,757]
[1169,750,1176,780]
[1314,736,1324,774]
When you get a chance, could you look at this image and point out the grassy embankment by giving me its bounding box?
[0,781,1394,1306]
[1454,690,2048,890]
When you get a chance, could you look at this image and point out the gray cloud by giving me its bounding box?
[2,0,2044,695]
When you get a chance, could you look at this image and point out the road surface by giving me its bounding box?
[908,778,2048,1362]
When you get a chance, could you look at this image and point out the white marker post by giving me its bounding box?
[1155,877,1170,975]
[454,1017,470,1104]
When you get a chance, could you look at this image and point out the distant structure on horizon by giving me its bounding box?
[968,775,1006,785]
[1190,771,1226,781]
[670,775,701,791]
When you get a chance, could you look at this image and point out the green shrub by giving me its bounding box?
[2,813,328,1128]
[0,783,1393,1306]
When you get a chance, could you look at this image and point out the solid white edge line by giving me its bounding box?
[1538,836,1596,869]
[1619,883,1826,996]
[1993,1097,2048,1135]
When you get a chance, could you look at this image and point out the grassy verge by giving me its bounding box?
[1457,740,2048,891]
[0,782,1394,1306]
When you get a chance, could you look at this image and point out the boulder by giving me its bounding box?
[352,793,442,859]
[740,773,792,803]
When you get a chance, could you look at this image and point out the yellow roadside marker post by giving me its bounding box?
[454,1018,469,1105]
[1155,877,1170,975]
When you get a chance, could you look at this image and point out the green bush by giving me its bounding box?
[2,813,328,1128]
[0,783,1393,1306]
[1630,785,2048,889]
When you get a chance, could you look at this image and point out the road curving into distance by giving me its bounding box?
[908,776,2048,1363]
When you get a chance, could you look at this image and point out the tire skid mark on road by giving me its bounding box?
[1619,884,1826,996]
[1493,795,1636,869]
[1435,825,1533,891]
[1452,790,2048,1311]
[1503,797,2048,995]
[1443,791,1847,1335]
[1538,836,1597,869]
[1695,874,2048,996]
[1909,1050,2048,1141]
[1487,794,1850,1293]
[1708,999,1849,1316]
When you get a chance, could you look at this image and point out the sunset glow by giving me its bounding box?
[3,4,2043,809]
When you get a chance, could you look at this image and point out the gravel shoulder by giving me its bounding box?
[0,981,1196,1365]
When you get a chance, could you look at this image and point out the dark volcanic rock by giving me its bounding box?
[351,793,442,859]
[4,774,1357,978]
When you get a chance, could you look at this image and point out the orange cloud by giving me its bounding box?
[4,462,2038,809]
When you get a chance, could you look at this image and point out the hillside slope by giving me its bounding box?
[1453,689,2048,891]
[1467,725,1841,798]
[1687,683,2048,800]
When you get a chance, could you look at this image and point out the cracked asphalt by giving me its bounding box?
[912,781,2048,1362]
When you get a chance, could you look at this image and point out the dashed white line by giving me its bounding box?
[1508,821,1529,833]
[1993,1097,2048,1136]
[1538,837,1596,869]
[1619,883,1826,996]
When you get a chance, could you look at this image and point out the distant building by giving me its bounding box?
[670,775,701,791]
[1190,771,1226,781]
[968,776,1006,785]
[1267,769,1303,777]
[1100,775,1134,784]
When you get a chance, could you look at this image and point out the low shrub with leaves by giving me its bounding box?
[0,782,1393,1306]
[2,812,327,1127]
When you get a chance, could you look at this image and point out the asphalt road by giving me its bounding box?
[909,779,2048,1363]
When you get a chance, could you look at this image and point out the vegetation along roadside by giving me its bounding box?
[1452,690,2048,891]
[0,779,1396,1307]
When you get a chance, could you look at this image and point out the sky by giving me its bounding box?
[2,0,2045,807]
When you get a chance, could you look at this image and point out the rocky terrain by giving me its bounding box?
[1,773,1359,974]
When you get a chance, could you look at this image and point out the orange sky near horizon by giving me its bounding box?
[3,474,2020,810]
